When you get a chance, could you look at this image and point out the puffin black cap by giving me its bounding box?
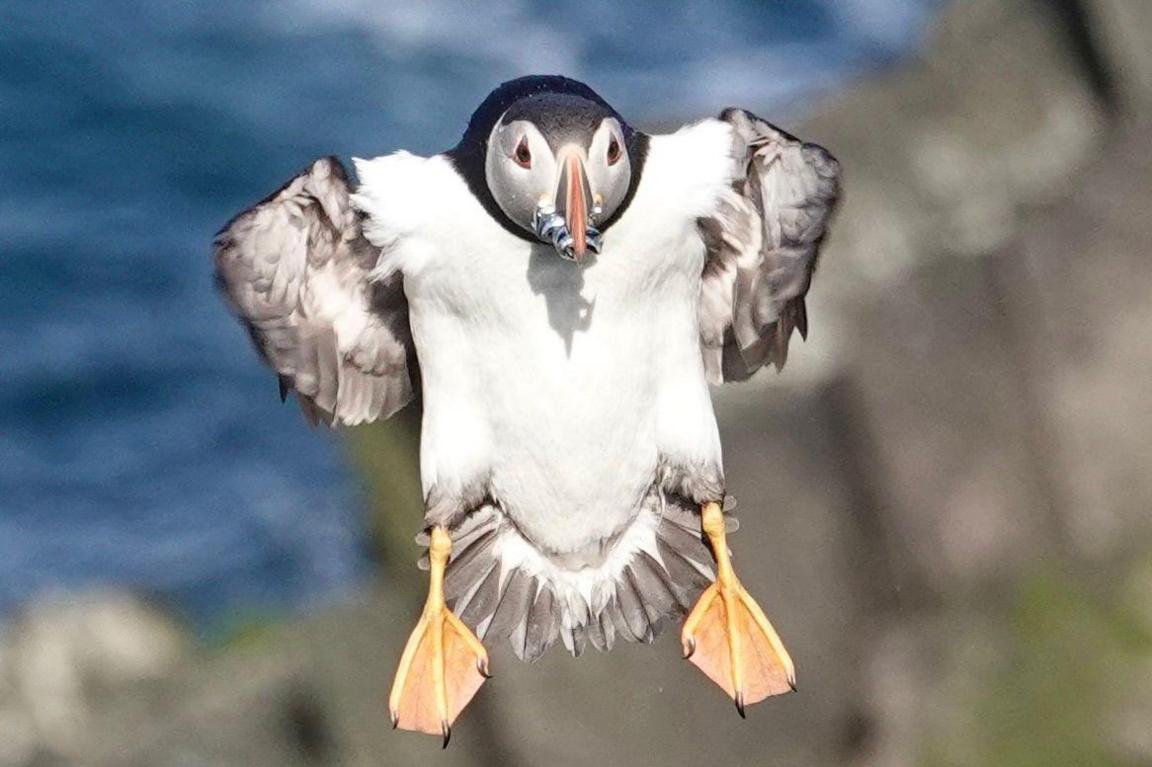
[447,75,648,244]
[501,93,614,153]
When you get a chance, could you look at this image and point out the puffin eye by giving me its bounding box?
[513,137,532,168]
[607,136,622,166]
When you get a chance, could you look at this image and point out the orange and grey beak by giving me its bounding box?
[554,150,594,261]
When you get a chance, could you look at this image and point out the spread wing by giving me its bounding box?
[213,156,416,426]
[698,108,841,383]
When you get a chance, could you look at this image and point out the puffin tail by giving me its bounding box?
[419,493,727,662]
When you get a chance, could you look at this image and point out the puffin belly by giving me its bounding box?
[413,251,721,660]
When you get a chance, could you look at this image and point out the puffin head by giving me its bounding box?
[449,76,646,262]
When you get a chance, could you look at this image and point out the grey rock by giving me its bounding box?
[0,592,187,767]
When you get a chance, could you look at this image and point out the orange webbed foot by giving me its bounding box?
[681,502,795,714]
[389,527,490,746]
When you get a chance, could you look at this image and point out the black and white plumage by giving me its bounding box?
[214,76,839,662]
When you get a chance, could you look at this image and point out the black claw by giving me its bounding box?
[441,722,451,749]
[390,711,398,730]
[789,679,798,693]
[478,659,492,679]
[735,692,746,719]
[683,637,696,660]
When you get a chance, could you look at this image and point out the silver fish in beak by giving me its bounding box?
[533,148,603,261]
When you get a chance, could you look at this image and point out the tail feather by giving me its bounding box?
[655,539,713,608]
[521,586,558,661]
[616,567,657,643]
[561,622,588,658]
[586,605,616,652]
[428,491,728,661]
[455,562,501,630]
[486,568,533,641]
[442,528,498,596]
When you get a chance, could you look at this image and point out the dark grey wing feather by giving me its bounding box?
[213,156,416,426]
[699,108,841,382]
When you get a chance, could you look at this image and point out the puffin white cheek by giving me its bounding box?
[590,162,629,221]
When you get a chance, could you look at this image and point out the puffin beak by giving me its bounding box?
[554,149,593,262]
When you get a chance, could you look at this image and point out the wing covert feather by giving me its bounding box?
[214,156,416,425]
[699,109,840,382]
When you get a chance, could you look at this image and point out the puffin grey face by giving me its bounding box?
[484,98,631,262]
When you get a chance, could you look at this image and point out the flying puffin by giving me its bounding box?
[214,75,840,745]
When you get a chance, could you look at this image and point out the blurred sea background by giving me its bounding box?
[0,0,939,631]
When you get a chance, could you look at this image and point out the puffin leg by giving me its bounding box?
[389,526,490,746]
[681,501,795,714]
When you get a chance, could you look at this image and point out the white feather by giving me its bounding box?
[353,121,734,581]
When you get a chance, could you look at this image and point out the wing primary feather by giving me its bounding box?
[698,109,840,380]
[213,156,417,426]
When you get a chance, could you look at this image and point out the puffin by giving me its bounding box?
[214,75,840,745]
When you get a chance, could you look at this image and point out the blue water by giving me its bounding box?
[0,0,938,630]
